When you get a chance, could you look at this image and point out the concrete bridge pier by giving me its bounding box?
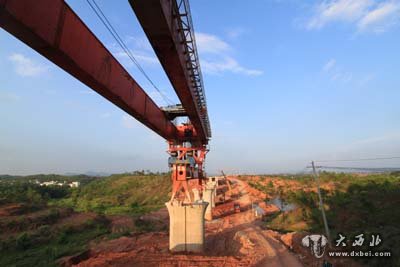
[192,188,201,202]
[166,201,208,253]
[203,185,215,221]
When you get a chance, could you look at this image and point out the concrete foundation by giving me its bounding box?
[203,186,215,221]
[166,201,208,253]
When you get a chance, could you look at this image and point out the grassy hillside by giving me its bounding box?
[54,173,171,214]
[245,172,400,267]
[0,172,171,267]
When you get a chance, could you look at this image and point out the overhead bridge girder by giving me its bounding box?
[0,0,194,141]
[129,0,211,144]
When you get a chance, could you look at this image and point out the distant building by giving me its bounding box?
[69,181,80,188]
[38,180,80,188]
[41,181,63,186]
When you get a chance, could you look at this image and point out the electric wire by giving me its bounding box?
[86,0,174,105]
[309,156,400,172]
[313,166,400,172]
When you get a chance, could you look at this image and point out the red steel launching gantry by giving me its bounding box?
[1,0,212,252]
[130,0,211,203]
[0,0,211,203]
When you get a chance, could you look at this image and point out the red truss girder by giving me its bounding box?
[0,0,187,141]
[128,0,209,144]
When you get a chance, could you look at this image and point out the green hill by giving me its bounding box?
[0,173,172,267]
[55,173,171,215]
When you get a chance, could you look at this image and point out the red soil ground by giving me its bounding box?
[61,176,360,267]
[60,178,302,267]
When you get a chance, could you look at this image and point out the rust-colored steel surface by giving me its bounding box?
[129,0,211,144]
[0,0,181,141]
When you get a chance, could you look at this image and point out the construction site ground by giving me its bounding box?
[58,178,309,267]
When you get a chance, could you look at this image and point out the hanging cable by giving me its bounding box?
[86,0,174,105]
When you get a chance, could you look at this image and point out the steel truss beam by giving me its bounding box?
[128,0,211,144]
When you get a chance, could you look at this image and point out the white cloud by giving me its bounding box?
[323,58,336,72]
[306,0,400,33]
[111,33,262,77]
[322,58,353,83]
[357,73,375,86]
[196,32,231,54]
[8,53,49,77]
[332,71,353,82]
[322,58,377,85]
[357,1,400,32]
[114,51,158,66]
[125,36,153,51]
[196,32,263,76]
[202,56,263,76]
[307,0,372,29]
[110,36,159,67]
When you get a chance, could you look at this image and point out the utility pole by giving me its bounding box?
[311,161,331,246]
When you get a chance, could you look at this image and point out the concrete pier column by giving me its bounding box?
[203,186,215,221]
[206,181,217,207]
[212,186,216,207]
[192,188,201,202]
[166,201,208,253]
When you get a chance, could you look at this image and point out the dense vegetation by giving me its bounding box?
[0,216,109,267]
[247,172,400,267]
[0,171,171,214]
[0,172,171,267]
[53,172,171,215]
[0,182,71,205]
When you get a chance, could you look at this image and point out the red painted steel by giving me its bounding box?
[167,136,208,202]
[128,0,210,144]
[0,0,183,141]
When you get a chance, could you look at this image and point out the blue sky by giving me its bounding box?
[1,0,400,175]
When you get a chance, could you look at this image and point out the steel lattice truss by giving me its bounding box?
[172,0,211,138]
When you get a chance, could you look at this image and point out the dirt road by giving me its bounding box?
[205,178,303,267]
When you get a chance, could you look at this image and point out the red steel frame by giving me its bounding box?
[168,139,208,202]
[128,0,211,143]
[0,0,210,203]
[129,0,212,201]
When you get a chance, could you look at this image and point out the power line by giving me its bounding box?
[315,156,400,163]
[86,0,174,105]
[313,166,400,172]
